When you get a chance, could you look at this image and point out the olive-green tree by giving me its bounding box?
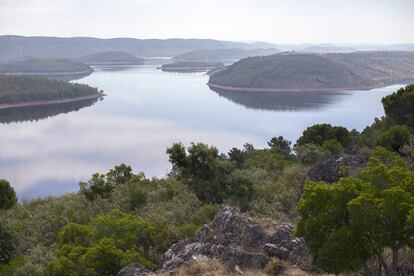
[0,179,17,210]
[297,147,414,275]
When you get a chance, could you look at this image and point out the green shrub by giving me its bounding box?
[0,179,17,210]
[296,123,351,148]
[375,125,411,152]
[382,84,414,128]
[322,139,343,155]
[0,224,17,264]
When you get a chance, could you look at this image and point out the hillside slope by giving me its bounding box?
[0,35,276,62]
[0,58,92,74]
[173,48,279,62]
[208,53,376,91]
[80,51,145,65]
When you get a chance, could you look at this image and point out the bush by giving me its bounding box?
[0,179,17,210]
[296,123,351,148]
[375,125,411,152]
[295,144,329,165]
[322,139,343,155]
[0,224,17,264]
[382,84,414,128]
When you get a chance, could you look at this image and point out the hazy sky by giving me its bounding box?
[0,0,413,43]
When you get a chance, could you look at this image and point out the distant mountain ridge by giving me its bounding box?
[79,51,145,65]
[0,35,275,63]
[173,48,280,62]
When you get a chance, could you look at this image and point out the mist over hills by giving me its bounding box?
[0,35,275,63]
[1,35,413,64]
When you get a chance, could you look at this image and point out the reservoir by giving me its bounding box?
[0,64,404,199]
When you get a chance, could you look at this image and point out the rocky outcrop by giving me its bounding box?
[117,263,154,276]
[159,205,310,271]
[307,150,369,184]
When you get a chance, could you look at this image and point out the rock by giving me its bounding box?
[307,151,369,184]
[117,263,154,276]
[241,224,269,247]
[160,205,311,272]
[264,243,289,259]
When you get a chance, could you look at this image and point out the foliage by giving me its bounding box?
[0,179,17,210]
[0,58,91,74]
[296,123,352,148]
[382,84,414,128]
[0,75,99,104]
[267,136,292,158]
[295,143,329,165]
[0,223,17,264]
[80,164,135,201]
[297,147,414,274]
[166,142,255,205]
[374,125,411,152]
[322,139,343,155]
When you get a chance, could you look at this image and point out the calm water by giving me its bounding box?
[0,64,404,199]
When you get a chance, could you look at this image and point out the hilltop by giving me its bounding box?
[208,52,414,92]
[173,48,279,62]
[0,75,103,109]
[208,53,376,92]
[0,35,276,63]
[0,58,92,75]
[80,51,145,65]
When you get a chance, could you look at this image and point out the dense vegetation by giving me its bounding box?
[0,75,101,105]
[80,52,145,65]
[0,59,92,74]
[209,53,375,90]
[209,52,414,91]
[173,48,279,62]
[0,85,414,275]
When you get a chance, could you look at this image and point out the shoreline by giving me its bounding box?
[207,82,386,93]
[0,70,93,76]
[0,93,105,110]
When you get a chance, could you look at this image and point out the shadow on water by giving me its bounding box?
[0,98,102,124]
[209,86,350,111]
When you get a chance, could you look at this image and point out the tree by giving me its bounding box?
[322,139,343,155]
[106,164,133,185]
[267,136,292,157]
[296,147,414,275]
[375,125,411,152]
[382,84,414,128]
[0,179,17,210]
[0,224,16,264]
[166,142,254,204]
[296,123,351,148]
[79,173,112,200]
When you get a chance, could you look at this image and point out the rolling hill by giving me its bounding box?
[80,51,145,65]
[0,58,92,75]
[0,35,276,63]
[173,48,279,62]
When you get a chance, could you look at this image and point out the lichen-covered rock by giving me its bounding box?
[160,205,310,271]
[117,263,154,276]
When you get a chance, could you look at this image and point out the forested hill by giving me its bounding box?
[208,52,414,91]
[0,58,92,74]
[327,51,414,83]
[173,48,279,62]
[0,75,101,106]
[209,53,376,91]
[80,51,145,65]
[0,35,275,62]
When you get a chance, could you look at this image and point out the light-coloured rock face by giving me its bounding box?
[117,263,154,276]
[159,205,310,271]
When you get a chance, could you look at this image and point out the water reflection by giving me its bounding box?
[0,98,101,124]
[210,87,349,111]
